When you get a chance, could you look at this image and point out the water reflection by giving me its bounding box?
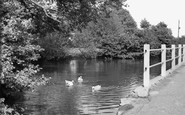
[20,59,160,115]
[69,60,78,81]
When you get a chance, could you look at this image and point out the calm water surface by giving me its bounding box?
[20,59,162,115]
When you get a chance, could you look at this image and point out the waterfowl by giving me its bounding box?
[65,80,74,87]
[78,76,83,83]
[92,85,101,91]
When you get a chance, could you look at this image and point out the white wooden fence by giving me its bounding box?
[143,44,185,88]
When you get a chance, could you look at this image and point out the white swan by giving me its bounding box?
[65,80,74,87]
[92,85,101,91]
[78,76,83,83]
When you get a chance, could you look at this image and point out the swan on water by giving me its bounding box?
[92,85,101,91]
[65,80,74,86]
[78,76,83,83]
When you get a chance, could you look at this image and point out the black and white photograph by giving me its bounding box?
[0,0,185,115]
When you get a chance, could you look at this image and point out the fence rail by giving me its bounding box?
[143,44,185,88]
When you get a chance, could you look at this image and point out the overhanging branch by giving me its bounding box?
[29,0,63,23]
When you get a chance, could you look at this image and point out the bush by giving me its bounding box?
[0,98,20,115]
[71,29,99,58]
[171,36,185,44]
[38,32,70,60]
[99,34,143,59]
[1,0,49,101]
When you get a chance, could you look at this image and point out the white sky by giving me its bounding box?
[125,0,185,37]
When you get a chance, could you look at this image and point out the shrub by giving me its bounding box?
[1,0,49,97]
[38,32,70,60]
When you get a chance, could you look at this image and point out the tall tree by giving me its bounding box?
[117,9,137,34]
[152,22,174,45]
[140,19,151,29]
[1,0,127,36]
[1,0,49,95]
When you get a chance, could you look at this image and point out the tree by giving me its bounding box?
[140,19,151,29]
[152,22,174,45]
[117,9,137,34]
[1,0,49,96]
[1,0,127,37]
[67,6,139,59]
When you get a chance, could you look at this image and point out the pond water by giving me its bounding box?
[18,59,162,115]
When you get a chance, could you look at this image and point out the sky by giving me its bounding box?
[125,0,185,37]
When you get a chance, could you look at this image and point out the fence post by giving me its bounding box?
[183,44,185,62]
[161,44,166,76]
[171,45,175,69]
[143,44,150,88]
[178,44,182,65]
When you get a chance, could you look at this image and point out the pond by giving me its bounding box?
[18,59,162,115]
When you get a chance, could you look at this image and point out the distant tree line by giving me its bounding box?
[1,0,184,61]
[39,7,182,60]
[1,0,183,61]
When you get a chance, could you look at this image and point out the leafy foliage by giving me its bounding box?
[152,22,174,46]
[0,98,20,115]
[77,8,138,58]
[1,0,181,61]
[0,0,126,37]
[140,19,151,29]
[38,32,70,60]
[0,0,49,95]
[172,35,185,44]
[117,9,137,34]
